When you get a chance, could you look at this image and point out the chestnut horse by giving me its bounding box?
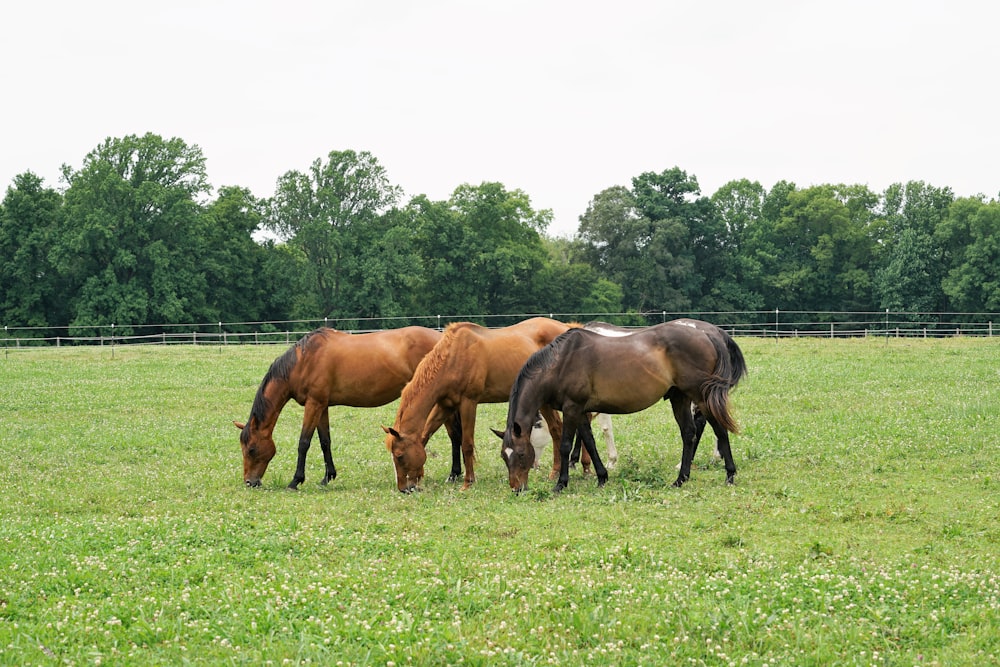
[500,319,746,493]
[382,317,573,492]
[234,326,458,489]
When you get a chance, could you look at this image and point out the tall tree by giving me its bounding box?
[758,185,877,311]
[53,133,211,333]
[709,179,767,311]
[874,181,953,313]
[267,150,402,318]
[937,197,1000,311]
[0,172,66,330]
[579,168,714,313]
[448,182,551,316]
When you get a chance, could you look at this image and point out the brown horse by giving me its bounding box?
[500,319,747,493]
[234,326,458,489]
[382,317,574,492]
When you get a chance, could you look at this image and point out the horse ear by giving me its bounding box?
[512,422,522,438]
[490,428,504,440]
[233,421,246,430]
[381,425,402,439]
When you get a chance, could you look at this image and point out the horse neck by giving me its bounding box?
[255,376,294,435]
[509,376,544,432]
[394,378,444,436]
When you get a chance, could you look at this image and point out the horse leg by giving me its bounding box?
[576,420,608,487]
[318,408,337,485]
[597,413,616,468]
[443,410,463,483]
[569,434,582,468]
[706,415,737,485]
[554,410,583,493]
[289,400,323,490]
[539,406,563,481]
[677,405,709,471]
[568,434,593,474]
[457,401,479,491]
[692,405,707,458]
[569,420,593,475]
[670,395,698,488]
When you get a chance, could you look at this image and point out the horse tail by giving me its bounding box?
[700,328,747,434]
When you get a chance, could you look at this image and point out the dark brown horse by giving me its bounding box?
[382,317,574,492]
[234,326,456,489]
[500,319,747,493]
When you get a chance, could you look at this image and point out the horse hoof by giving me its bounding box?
[447,474,461,483]
[725,475,736,485]
[597,475,608,487]
[287,481,302,490]
[671,478,684,488]
[553,483,566,494]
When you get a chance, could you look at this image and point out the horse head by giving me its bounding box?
[494,419,536,493]
[233,418,276,487]
[382,425,426,493]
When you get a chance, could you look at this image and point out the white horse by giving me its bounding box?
[529,411,616,469]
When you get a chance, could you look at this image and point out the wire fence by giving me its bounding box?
[2,310,997,350]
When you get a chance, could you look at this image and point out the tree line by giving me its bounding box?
[2,132,999,337]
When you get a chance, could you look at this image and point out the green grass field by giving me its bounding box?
[1,337,999,666]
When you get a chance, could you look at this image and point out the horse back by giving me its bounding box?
[290,327,442,408]
[445,318,571,403]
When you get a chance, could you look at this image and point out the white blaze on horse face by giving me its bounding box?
[505,447,514,460]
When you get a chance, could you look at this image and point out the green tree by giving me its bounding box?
[0,172,66,331]
[529,236,623,316]
[449,182,551,316]
[267,150,402,319]
[53,134,211,333]
[874,181,953,313]
[405,195,481,317]
[199,186,274,325]
[706,179,768,311]
[578,169,715,313]
[756,185,877,311]
[937,197,1000,311]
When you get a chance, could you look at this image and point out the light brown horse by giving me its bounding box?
[234,326,457,489]
[382,317,574,492]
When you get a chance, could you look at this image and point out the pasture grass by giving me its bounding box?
[1,337,999,666]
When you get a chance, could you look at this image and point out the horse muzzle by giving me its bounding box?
[245,478,262,488]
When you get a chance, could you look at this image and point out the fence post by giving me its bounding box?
[775,308,779,339]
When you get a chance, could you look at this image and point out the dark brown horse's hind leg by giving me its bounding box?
[707,416,737,485]
[670,396,698,488]
[318,409,337,485]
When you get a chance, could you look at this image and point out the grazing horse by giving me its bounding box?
[500,319,747,493]
[568,321,724,468]
[382,317,573,492]
[234,326,457,489]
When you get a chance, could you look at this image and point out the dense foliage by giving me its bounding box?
[2,133,999,332]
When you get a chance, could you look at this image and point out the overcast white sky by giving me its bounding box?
[3,1,998,237]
